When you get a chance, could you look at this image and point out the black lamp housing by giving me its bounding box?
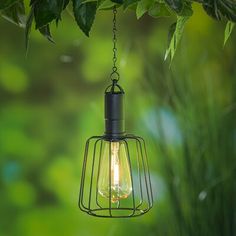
[104,85,125,139]
[78,82,153,218]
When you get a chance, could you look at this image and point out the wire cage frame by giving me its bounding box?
[78,134,153,218]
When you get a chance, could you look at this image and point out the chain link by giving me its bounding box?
[110,6,120,82]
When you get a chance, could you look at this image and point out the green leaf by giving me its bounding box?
[34,0,67,29]
[39,24,55,43]
[165,16,189,62]
[0,0,20,10]
[224,21,235,46]
[123,0,139,9]
[56,0,70,25]
[164,0,183,14]
[1,0,25,27]
[179,1,193,16]
[167,21,176,43]
[98,0,115,10]
[63,0,70,9]
[25,4,34,50]
[136,0,153,19]
[148,2,172,18]
[97,0,115,9]
[73,0,97,36]
[202,0,236,22]
[98,0,116,10]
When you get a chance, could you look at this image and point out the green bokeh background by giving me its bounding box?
[0,4,236,236]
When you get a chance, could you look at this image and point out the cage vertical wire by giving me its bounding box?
[78,83,153,218]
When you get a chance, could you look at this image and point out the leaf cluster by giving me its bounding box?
[0,0,236,59]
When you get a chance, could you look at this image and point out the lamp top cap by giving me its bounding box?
[105,81,124,94]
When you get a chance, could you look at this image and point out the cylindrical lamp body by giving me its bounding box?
[104,91,125,139]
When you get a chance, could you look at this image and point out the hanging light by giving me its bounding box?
[78,6,153,218]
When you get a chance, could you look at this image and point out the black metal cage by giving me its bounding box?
[78,83,153,218]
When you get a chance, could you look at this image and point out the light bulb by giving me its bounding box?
[98,141,132,203]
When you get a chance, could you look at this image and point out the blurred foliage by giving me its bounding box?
[0,3,236,236]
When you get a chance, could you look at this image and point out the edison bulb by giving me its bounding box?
[98,141,132,203]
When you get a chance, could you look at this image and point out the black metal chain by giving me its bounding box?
[110,6,120,83]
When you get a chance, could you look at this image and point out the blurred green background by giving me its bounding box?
[0,4,236,236]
